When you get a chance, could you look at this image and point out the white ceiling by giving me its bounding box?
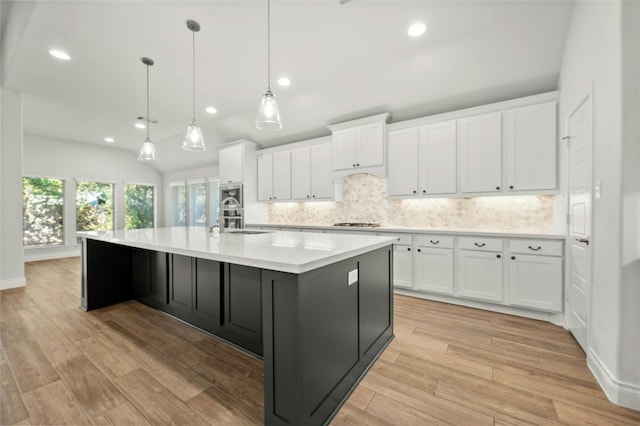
[1,0,575,174]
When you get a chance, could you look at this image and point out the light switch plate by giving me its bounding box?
[348,269,358,286]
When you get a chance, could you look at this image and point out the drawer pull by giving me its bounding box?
[430,240,440,245]
[496,254,501,259]
[511,256,516,260]
[528,245,542,251]
[474,242,486,247]
[407,247,411,251]
[417,248,422,252]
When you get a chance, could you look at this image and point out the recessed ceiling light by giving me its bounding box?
[104,137,115,143]
[205,106,218,114]
[135,123,146,129]
[408,22,427,37]
[277,77,291,87]
[49,49,71,60]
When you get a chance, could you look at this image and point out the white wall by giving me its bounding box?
[23,133,163,261]
[558,0,640,409]
[1,88,26,289]
[162,164,219,227]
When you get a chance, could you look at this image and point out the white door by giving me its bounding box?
[393,245,413,289]
[257,153,273,201]
[291,147,311,200]
[420,120,457,195]
[272,151,291,201]
[414,246,454,295]
[387,128,419,196]
[456,250,503,302]
[458,112,503,194]
[310,143,334,199]
[567,94,593,351]
[333,128,358,170]
[219,145,243,184]
[357,122,385,167]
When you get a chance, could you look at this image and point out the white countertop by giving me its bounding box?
[79,227,396,274]
[247,223,565,240]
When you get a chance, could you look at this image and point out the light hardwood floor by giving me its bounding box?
[1,257,639,425]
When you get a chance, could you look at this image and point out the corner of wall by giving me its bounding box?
[0,276,26,290]
[588,349,640,410]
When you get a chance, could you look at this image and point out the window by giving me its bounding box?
[208,179,220,226]
[23,177,64,247]
[188,180,207,227]
[125,184,155,229]
[171,183,187,226]
[76,181,114,236]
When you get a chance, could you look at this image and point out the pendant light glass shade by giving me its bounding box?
[138,138,156,161]
[183,120,206,151]
[256,89,282,130]
[183,20,206,151]
[138,57,157,162]
[256,0,282,131]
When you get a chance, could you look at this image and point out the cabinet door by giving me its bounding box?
[505,102,557,191]
[420,120,457,195]
[148,251,168,305]
[193,258,222,331]
[333,128,358,170]
[457,250,503,302]
[393,245,413,289]
[357,122,385,167]
[508,254,562,311]
[168,254,193,320]
[291,147,311,200]
[257,153,274,201]
[131,248,149,299]
[388,128,419,196]
[414,247,454,295]
[310,143,334,199]
[272,151,291,201]
[219,145,244,184]
[458,112,503,193]
[224,264,262,350]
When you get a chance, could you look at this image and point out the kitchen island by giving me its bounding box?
[79,227,395,426]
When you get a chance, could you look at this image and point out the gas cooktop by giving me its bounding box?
[332,222,381,228]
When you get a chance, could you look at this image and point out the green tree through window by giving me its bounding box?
[125,184,155,229]
[22,177,64,246]
[76,181,113,234]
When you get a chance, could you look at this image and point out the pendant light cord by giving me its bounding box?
[267,0,271,91]
[146,64,150,140]
[192,29,196,122]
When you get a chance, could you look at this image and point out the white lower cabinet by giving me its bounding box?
[507,239,563,312]
[393,244,413,289]
[456,249,504,303]
[414,235,454,295]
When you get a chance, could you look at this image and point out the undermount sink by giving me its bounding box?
[226,230,271,235]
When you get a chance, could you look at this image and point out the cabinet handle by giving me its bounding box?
[496,186,501,190]
[353,163,356,167]
[269,197,272,200]
[528,245,542,251]
[356,163,360,166]
[422,190,426,194]
[430,240,439,244]
[474,242,486,247]
[413,190,417,194]
[511,256,516,260]
[509,185,514,189]
[306,195,310,198]
[417,248,422,252]
[312,195,316,198]
[407,247,411,251]
[496,254,501,259]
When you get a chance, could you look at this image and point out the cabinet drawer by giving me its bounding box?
[509,239,563,256]
[384,234,412,245]
[415,235,454,249]
[458,236,502,252]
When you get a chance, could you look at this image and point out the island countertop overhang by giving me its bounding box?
[78,227,396,274]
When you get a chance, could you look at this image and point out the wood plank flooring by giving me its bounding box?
[1,258,638,425]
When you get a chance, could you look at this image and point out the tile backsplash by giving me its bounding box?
[268,173,556,232]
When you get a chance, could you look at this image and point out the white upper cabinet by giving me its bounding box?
[388,120,457,197]
[458,112,503,194]
[219,144,244,184]
[290,142,334,200]
[387,127,419,196]
[420,121,457,195]
[257,151,291,202]
[310,143,334,199]
[329,113,389,174]
[291,147,311,200]
[505,102,557,191]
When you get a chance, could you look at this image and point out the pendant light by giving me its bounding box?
[182,20,206,151]
[138,57,157,162]
[255,0,282,131]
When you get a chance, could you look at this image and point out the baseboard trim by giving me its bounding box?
[588,348,640,410]
[0,276,27,290]
[24,245,81,262]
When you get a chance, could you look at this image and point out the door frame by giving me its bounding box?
[563,85,594,351]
